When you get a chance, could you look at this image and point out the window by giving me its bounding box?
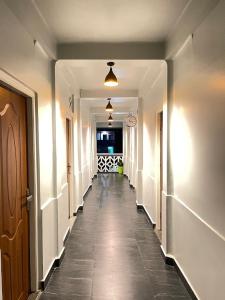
[96,128,123,154]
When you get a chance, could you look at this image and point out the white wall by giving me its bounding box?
[0,0,55,286]
[123,124,138,188]
[80,101,93,197]
[167,1,225,298]
[138,2,225,299]
[0,0,83,289]
[54,63,80,259]
[139,61,167,226]
[91,118,97,178]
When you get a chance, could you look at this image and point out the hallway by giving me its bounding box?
[41,174,191,300]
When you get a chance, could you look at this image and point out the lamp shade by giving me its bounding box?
[108,113,113,121]
[106,98,113,112]
[108,122,112,127]
[104,62,118,87]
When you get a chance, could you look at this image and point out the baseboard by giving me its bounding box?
[136,204,156,229]
[136,204,143,210]
[160,247,198,300]
[63,228,70,246]
[55,247,65,267]
[73,205,84,216]
[83,184,92,200]
[160,246,174,265]
[40,247,65,290]
[40,260,55,290]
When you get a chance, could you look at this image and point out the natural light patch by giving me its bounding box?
[143,122,153,175]
[171,107,193,182]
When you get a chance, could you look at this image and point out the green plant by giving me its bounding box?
[117,159,123,167]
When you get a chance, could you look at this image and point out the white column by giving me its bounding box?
[77,98,83,207]
[91,116,97,177]
[136,97,143,205]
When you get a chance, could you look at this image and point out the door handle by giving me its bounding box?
[26,195,33,202]
[26,189,33,210]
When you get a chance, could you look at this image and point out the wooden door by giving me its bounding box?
[0,85,30,300]
[66,119,72,219]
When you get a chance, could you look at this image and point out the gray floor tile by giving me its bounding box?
[43,174,191,300]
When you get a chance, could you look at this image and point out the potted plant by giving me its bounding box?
[117,159,123,174]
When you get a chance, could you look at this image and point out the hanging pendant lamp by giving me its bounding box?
[108,122,112,127]
[104,62,118,87]
[106,98,113,112]
[108,113,113,121]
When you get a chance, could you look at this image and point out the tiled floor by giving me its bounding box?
[40,174,191,300]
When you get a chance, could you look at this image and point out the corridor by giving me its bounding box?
[40,174,191,300]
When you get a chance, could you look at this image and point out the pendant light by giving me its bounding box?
[104,62,118,87]
[106,98,113,112]
[108,122,112,127]
[108,113,113,121]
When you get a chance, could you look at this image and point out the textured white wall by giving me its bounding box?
[139,2,225,298]
[80,101,92,197]
[0,0,81,286]
[54,63,80,258]
[0,0,55,284]
[140,62,167,225]
[167,1,225,298]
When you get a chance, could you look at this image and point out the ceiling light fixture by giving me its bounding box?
[108,113,113,121]
[104,62,118,87]
[106,98,113,112]
[108,122,112,127]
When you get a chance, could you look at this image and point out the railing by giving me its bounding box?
[97,153,123,173]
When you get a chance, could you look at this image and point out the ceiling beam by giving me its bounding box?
[57,42,166,60]
[166,0,220,58]
[95,115,126,122]
[96,122,123,128]
[90,107,133,114]
[4,0,57,59]
[81,89,138,99]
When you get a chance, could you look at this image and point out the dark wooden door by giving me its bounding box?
[0,85,30,300]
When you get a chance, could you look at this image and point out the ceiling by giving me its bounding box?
[62,59,162,120]
[82,97,138,118]
[62,60,162,90]
[34,0,189,43]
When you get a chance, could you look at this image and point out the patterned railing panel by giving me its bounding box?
[97,154,123,173]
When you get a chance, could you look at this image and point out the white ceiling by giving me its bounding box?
[88,98,137,108]
[34,0,189,43]
[62,59,162,119]
[62,60,161,90]
[81,97,138,116]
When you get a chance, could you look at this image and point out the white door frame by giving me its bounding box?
[0,68,40,292]
[156,110,163,232]
[64,106,75,221]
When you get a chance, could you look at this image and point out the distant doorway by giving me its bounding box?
[96,127,123,173]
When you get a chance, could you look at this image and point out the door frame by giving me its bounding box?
[0,69,40,293]
[156,110,163,234]
[64,110,74,221]
[66,118,72,219]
